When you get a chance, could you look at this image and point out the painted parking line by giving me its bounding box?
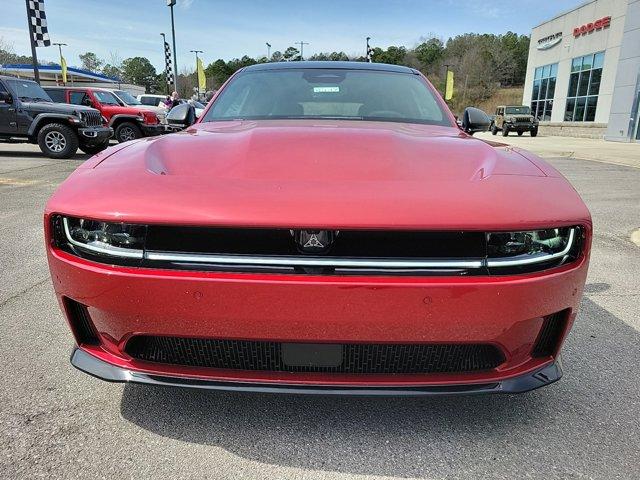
[0,178,40,186]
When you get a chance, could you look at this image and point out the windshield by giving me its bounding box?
[6,79,51,102]
[203,68,451,126]
[115,90,142,105]
[93,91,121,105]
[505,106,530,115]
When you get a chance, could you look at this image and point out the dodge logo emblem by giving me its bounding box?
[294,230,335,254]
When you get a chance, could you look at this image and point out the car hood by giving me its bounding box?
[47,120,591,230]
[23,101,97,115]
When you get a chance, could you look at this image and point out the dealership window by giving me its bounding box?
[565,52,604,122]
[531,63,557,121]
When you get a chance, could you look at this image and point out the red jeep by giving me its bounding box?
[44,86,163,143]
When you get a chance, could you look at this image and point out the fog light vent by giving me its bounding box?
[532,310,568,358]
[63,297,99,345]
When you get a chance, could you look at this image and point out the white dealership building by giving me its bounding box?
[522,0,640,141]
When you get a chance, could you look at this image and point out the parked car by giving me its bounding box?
[491,105,539,137]
[0,76,112,158]
[44,86,163,143]
[138,94,205,119]
[137,93,167,108]
[109,89,167,124]
[46,62,591,395]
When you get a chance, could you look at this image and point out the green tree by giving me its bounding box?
[78,52,103,72]
[328,51,349,61]
[308,52,330,61]
[414,38,444,70]
[270,51,283,62]
[102,64,122,79]
[121,57,157,91]
[205,59,232,87]
[283,46,300,61]
[371,46,406,65]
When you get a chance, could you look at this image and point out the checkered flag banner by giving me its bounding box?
[366,38,374,63]
[366,46,374,63]
[27,0,51,47]
[164,41,174,86]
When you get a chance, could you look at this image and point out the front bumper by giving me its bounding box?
[140,123,165,137]
[505,123,538,131]
[71,346,563,395]
[78,126,113,144]
[48,242,588,392]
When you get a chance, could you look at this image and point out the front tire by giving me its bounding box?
[37,123,79,159]
[531,128,538,137]
[79,141,109,155]
[491,123,498,135]
[502,124,509,137]
[115,122,142,143]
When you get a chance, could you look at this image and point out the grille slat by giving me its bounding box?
[63,297,99,345]
[125,336,505,374]
[532,311,567,357]
[80,111,103,127]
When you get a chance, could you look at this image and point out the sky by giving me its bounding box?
[1,0,586,73]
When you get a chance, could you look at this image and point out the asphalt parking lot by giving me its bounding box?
[1,143,639,480]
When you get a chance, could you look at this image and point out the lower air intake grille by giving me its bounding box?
[532,310,568,357]
[63,297,99,345]
[125,336,505,374]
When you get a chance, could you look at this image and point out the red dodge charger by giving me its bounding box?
[45,62,591,395]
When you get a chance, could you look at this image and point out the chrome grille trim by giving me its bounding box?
[144,252,485,269]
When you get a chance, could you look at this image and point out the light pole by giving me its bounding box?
[167,0,178,93]
[295,41,309,61]
[266,42,271,60]
[190,49,203,64]
[52,42,67,85]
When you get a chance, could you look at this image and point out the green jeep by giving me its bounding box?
[491,105,539,137]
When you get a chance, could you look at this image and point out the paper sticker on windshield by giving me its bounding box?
[313,86,339,93]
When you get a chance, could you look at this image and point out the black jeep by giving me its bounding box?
[0,76,113,158]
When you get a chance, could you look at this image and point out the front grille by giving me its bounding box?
[532,310,567,357]
[125,336,505,374]
[145,227,486,258]
[80,111,103,127]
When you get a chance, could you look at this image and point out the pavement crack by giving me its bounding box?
[0,277,50,309]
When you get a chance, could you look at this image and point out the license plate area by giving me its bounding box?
[281,343,343,368]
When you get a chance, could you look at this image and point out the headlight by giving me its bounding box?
[487,227,577,267]
[60,217,146,259]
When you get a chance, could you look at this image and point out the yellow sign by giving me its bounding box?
[197,57,206,92]
[61,55,67,84]
[445,70,454,100]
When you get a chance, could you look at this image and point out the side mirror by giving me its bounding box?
[0,91,13,103]
[167,103,196,128]
[461,107,491,136]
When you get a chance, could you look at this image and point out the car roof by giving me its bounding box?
[242,61,419,75]
[42,85,115,93]
[0,75,35,82]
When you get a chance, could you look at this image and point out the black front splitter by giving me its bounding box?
[70,347,562,396]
